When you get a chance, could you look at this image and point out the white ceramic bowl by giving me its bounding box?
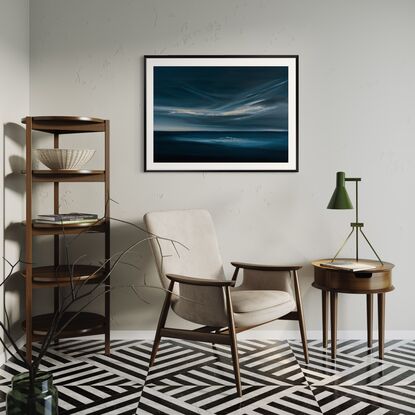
[35,149,96,170]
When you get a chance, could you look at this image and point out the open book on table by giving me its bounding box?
[319,260,377,272]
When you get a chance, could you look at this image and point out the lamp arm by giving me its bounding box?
[331,227,355,263]
[360,228,384,265]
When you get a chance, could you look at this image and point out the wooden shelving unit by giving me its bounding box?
[22,116,111,360]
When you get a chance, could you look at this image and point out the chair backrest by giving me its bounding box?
[144,209,225,290]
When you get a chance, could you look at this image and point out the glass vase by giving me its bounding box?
[6,371,58,415]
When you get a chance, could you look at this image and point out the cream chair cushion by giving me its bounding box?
[231,290,291,313]
[231,290,296,327]
[171,288,296,328]
[233,297,296,327]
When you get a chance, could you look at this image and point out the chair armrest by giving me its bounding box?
[166,274,236,287]
[231,261,302,272]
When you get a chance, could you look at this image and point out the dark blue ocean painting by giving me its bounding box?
[154,131,288,162]
[153,66,289,163]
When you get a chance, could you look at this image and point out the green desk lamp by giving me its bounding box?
[327,171,383,264]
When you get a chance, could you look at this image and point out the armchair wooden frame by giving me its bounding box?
[149,262,309,396]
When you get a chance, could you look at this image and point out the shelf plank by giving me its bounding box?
[27,170,106,182]
[22,116,106,134]
[23,312,106,338]
[26,219,107,236]
[22,265,105,288]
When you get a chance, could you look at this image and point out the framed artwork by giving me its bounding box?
[145,55,298,172]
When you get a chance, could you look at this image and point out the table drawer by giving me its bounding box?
[313,267,393,293]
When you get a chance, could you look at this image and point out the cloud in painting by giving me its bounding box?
[153,66,289,131]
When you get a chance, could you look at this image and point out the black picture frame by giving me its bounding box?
[144,55,299,173]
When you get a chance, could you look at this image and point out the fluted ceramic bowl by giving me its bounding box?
[35,149,96,170]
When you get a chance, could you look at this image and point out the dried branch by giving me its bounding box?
[0,320,28,367]
[0,258,24,288]
[60,237,156,314]
[0,329,21,364]
[108,216,189,251]
[130,284,150,304]
[53,288,112,338]
[71,254,87,279]
[172,241,181,258]
[1,201,189,383]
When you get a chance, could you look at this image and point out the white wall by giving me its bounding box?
[27,0,415,333]
[0,0,29,347]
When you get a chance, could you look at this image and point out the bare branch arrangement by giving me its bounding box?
[1,208,188,395]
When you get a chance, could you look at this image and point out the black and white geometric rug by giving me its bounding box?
[0,339,414,414]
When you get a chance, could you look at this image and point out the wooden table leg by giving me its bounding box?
[330,291,338,359]
[378,293,385,359]
[367,294,373,347]
[322,290,328,348]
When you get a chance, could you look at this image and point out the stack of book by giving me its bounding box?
[34,213,99,225]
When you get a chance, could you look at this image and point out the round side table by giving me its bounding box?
[312,259,394,359]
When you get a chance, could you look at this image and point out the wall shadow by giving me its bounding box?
[3,123,26,345]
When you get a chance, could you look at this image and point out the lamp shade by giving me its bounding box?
[327,171,353,209]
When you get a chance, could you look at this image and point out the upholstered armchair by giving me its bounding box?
[144,209,308,396]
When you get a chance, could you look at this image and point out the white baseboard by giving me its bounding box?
[108,330,415,341]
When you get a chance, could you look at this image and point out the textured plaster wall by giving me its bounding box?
[0,0,29,346]
[28,0,415,332]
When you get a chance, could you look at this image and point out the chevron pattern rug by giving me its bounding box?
[0,339,414,414]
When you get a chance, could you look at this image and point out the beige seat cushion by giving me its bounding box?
[231,289,296,328]
[234,299,296,327]
[231,290,291,313]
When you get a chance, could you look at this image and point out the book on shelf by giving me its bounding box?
[319,260,377,272]
[37,213,98,222]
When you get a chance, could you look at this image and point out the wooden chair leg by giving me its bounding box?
[149,336,161,367]
[150,281,174,367]
[225,287,242,397]
[293,271,309,364]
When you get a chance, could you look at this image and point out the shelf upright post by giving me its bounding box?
[104,120,111,355]
[53,133,60,335]
[25,117,33,362]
